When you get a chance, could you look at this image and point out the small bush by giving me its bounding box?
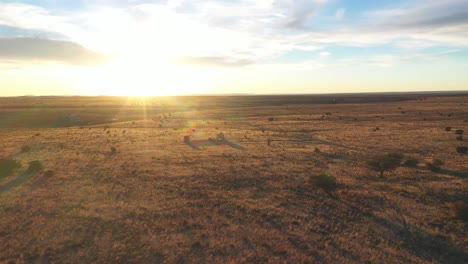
[456,146,467,154]
[403,157,419,167]
[426,159,444,172]
[0,159,21,178]
[21,146,31,153]
[110,146,117,154]
[28,160,43,173]
[449,201,468,221]
[367,153,404,177]
[445,127,452,131]
[267,117,274,121]
[309,173,337,193]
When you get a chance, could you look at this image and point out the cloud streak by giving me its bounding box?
[177,56,254,67]
[0,37,109,65]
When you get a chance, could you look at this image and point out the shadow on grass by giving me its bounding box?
[337,198,468,263]
[185,138,245,151]
[438,169,467,179]
[402,165,467,179]
[0,171,38,193]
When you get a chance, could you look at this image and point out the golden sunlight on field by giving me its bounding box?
[0,94,467,263]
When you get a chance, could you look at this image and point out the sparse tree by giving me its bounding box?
[367,153,404,177]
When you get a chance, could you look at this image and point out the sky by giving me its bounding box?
[0,0,468,96]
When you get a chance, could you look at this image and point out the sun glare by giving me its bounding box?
[74,56,222,96]
[70,7,240,97]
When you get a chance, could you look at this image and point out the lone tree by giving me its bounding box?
[367,153,404,177]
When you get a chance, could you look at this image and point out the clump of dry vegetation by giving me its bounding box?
[367,153,403,177]
[403,157,419,167]
[43,170,54,177]
[426,159,444,172]
[456,146,467,154]
[449,201,468,221]
[455,129,464,141]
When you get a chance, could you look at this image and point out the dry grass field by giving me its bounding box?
[0,94,467,263]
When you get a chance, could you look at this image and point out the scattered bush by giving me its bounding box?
[21,146,31,153]
[403,157,419,167]
[309,173,337,193]
[455,129,464,140]
[110,146,117,154]
[456,146,467,154]
[449,201,468,221]
[445,127,452,131]
[267,117,274,121]
[367,153,404,177]
[27,160,43,173]
[0,158,21,178]
[426,159,444,172]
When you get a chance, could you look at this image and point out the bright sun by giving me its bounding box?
[65,7,247,97]
[74,56,219,96]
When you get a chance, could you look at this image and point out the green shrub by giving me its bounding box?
[309,173,337,192]
[445,127,452,131]
[0,159,21,178]
[27,160,43,173]
[426,159,444,172]
[367,153,404,177]
[403,157,419,167]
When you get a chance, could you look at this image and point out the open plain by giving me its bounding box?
[0,93,467,263]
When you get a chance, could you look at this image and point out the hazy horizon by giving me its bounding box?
[1,0,468,96]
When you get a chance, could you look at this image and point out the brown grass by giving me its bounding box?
[0,94,467,263]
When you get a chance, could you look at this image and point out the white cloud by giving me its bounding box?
[319,51,330,57]
[0,0,467,69]
[335,8,345,20]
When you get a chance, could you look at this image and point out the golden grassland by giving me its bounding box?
[0,94,467,263]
